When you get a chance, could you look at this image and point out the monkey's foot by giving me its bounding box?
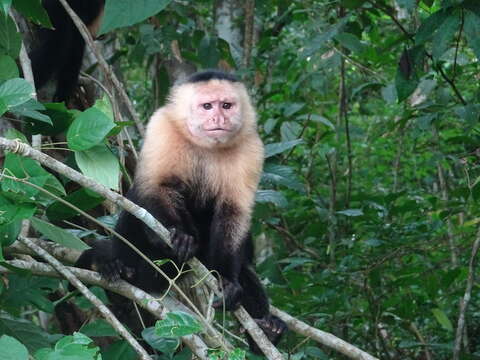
[170,228,198,264]
[246,315,287,354]
[212,280,243,310]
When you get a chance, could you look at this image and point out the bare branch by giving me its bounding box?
[271,307,379,360]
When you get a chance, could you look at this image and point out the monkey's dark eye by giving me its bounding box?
[202,103,212,110]
[222,102,232,109]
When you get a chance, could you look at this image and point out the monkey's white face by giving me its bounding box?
[187,82,243,147]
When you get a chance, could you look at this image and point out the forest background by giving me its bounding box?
[0,0,479,359]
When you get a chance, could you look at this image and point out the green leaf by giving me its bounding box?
[464,10,480,61]
[264,139,303,158]
[0,335,29,360]
[26,102,74,136]
[198,35,220,68]
[262,164,305,192]
[46,188,104,221]
[432,13,461,60]
[0,14,21,57]
[335,32,366,54]
[280,121,302,142]
[67,107,115,151]
[0,219,21,247]
[2,152,65,201]
[12,0,51,27]
[415,9,449,45]
[0,78,35,108]
[80,320,117,337]
[155,311,202,338]
[35,333,101,360]
[255,190,288,208]
[0,314,53,353]
[102,340,136,360]
[1,274,57,314]
[0,0,12,16]
[100,0,173,34]
[30,217,90,251]
[337,209,364,217]
[142,327,180,353]
[10,99,52,125]
[0,193,36,225]
[0,55,18,81]
[431,308,453,331]
[74,145,120,190]
[304,16,350,57]
[228,348,246,360]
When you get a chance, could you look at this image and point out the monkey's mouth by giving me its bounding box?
[204,128,231,136]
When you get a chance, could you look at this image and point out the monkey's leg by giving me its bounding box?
[54,30,86,102]
[209,203,246,310]
[239,266,287,354]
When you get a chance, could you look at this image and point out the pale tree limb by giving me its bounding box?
[453,228,480,360]
[55,0,145,136]
[0,137,283,360]
[16,236,152,360]
[271,307,380,360]
[0,257,210,359]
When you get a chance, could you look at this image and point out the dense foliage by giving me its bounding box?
[1,0,480,359]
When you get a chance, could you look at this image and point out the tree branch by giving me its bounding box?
[271,307,379,360]
[17,236,152,360]
[453,228,480,360]
[0,257,210,359]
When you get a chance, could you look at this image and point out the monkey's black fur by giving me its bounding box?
[186,69,239,84]
[30,0,104,102]
[76,71,287,353]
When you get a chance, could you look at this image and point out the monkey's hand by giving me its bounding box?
[212,279,243,310]
[246,315,288,354]
[170,228,198,264]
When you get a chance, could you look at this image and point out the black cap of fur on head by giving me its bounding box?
[186,70,239,84]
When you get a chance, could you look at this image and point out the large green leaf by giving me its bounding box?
[0,14,21,57]
[415,9,449,45]
[255,189,288,208]
[100,0,173,34]
[74,145,120,190]
[12,0,51,27]
[264,139,303,158]
[142,327,179,353]
[0,78,35,109]
[35,333,101,360]
[0,55,18,81]
[0,315,53,353]
[30,217,90,251]
[0,335,29,360]
[67,108,115,151]
[432,13,461,60]
[46,188,104,221]
[262,164,305,192]
[155,311,202,338]
[10,99,52,125]
[464,10,480,61]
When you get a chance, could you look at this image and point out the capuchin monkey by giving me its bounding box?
[76,70,286,352]
[30,0,105,102]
